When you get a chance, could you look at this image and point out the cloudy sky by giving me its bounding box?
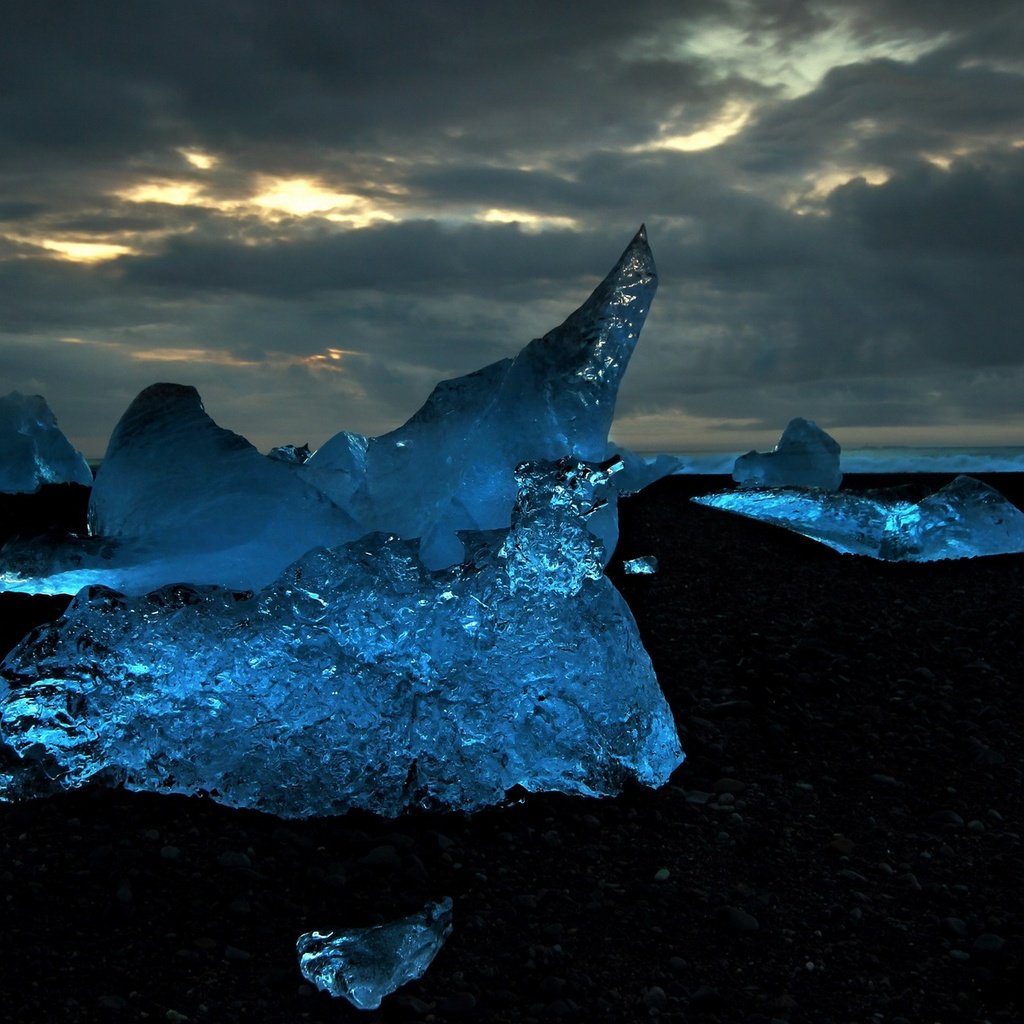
[1,1,1022,457]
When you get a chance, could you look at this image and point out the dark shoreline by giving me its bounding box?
[1,476,1022,1023]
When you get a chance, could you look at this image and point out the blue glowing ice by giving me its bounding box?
[0,458,684,816]
[694,475,1024,561]
[623,556,658,575]
[1,229,666,596]
[0,392,92,493]
[297,898,453,1009]
[733,417,842,491]
[301,226,659,569]
[0,385,361,597]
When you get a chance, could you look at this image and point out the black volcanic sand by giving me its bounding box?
[0,476,1022,1024]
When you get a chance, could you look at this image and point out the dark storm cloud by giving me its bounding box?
[828,151,1024,254]
[115,220,615,299]
[0,0,727,165]
[734,57,1023,177]
[1,0,1023,450]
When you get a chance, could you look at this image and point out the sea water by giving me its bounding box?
[664,446,1024,475]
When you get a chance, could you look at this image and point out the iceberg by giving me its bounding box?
[0,392,92,493]
[0,458,684,816]
[733,418,842,491]
[693,475,1024,561]
[301,226,659,569]
[297,898,453,1009]
[1,228,667,596]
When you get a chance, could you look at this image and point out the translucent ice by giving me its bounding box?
[297,898,453,1009]
[0,458,684,816]
[623,556,658,575]
[2,229,664,595]
[733,418,842,491]
[693,475,1024,561]
[0,385,361,596]
[0,392,92,493]
[267,442,312,464]
[302,226,659,569]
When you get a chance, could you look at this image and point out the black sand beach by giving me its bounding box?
[1,475,1022,1023]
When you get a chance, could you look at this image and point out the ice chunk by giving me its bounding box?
[0,385,362,596]
[302,227,658,569]
[693,475,1024,561]
[0,458,684,816]
[3,229,659,595]
[733,418,842,491]
[613,451,684,493]
[0,392,92,493]
[267,443,312,464]
[297,897,453,1009]
[623,555,658,575]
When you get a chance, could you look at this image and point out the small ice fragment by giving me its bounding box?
[623,556,658,575]
[297,897,453,1010]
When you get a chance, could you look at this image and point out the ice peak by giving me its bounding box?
[0,391,93,493]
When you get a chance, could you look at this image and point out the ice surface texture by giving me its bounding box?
[733,417,842,491]
[694,475,1024,561]
[297,898,453,1009]
[302,226,659,569]
[0,392,92,493]
[0,458,684,816]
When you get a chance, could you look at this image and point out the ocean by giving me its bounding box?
[664,446,1024,475]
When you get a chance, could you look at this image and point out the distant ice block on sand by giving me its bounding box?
[302,226,660,569]
[694,475,1024,561]
[0,458,684,817]
[733,417,842,491]
[0,392,92,493]
[297,898,453,1009]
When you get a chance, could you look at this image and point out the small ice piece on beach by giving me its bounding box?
[0,392,92,493]
[0,458,684,816]
[623,555,658,575]
[302,226,659,569]
[733,418,842,491]
[267,442,312,464]
[297,898,453,1010]
[693,475,1024,561]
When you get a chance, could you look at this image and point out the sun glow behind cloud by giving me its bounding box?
[119,181,204,205]
[247,177,397,226]
[40,239,136,262]
[640,101,752,152]
[179,148,218,170]
[477,209,578,230]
